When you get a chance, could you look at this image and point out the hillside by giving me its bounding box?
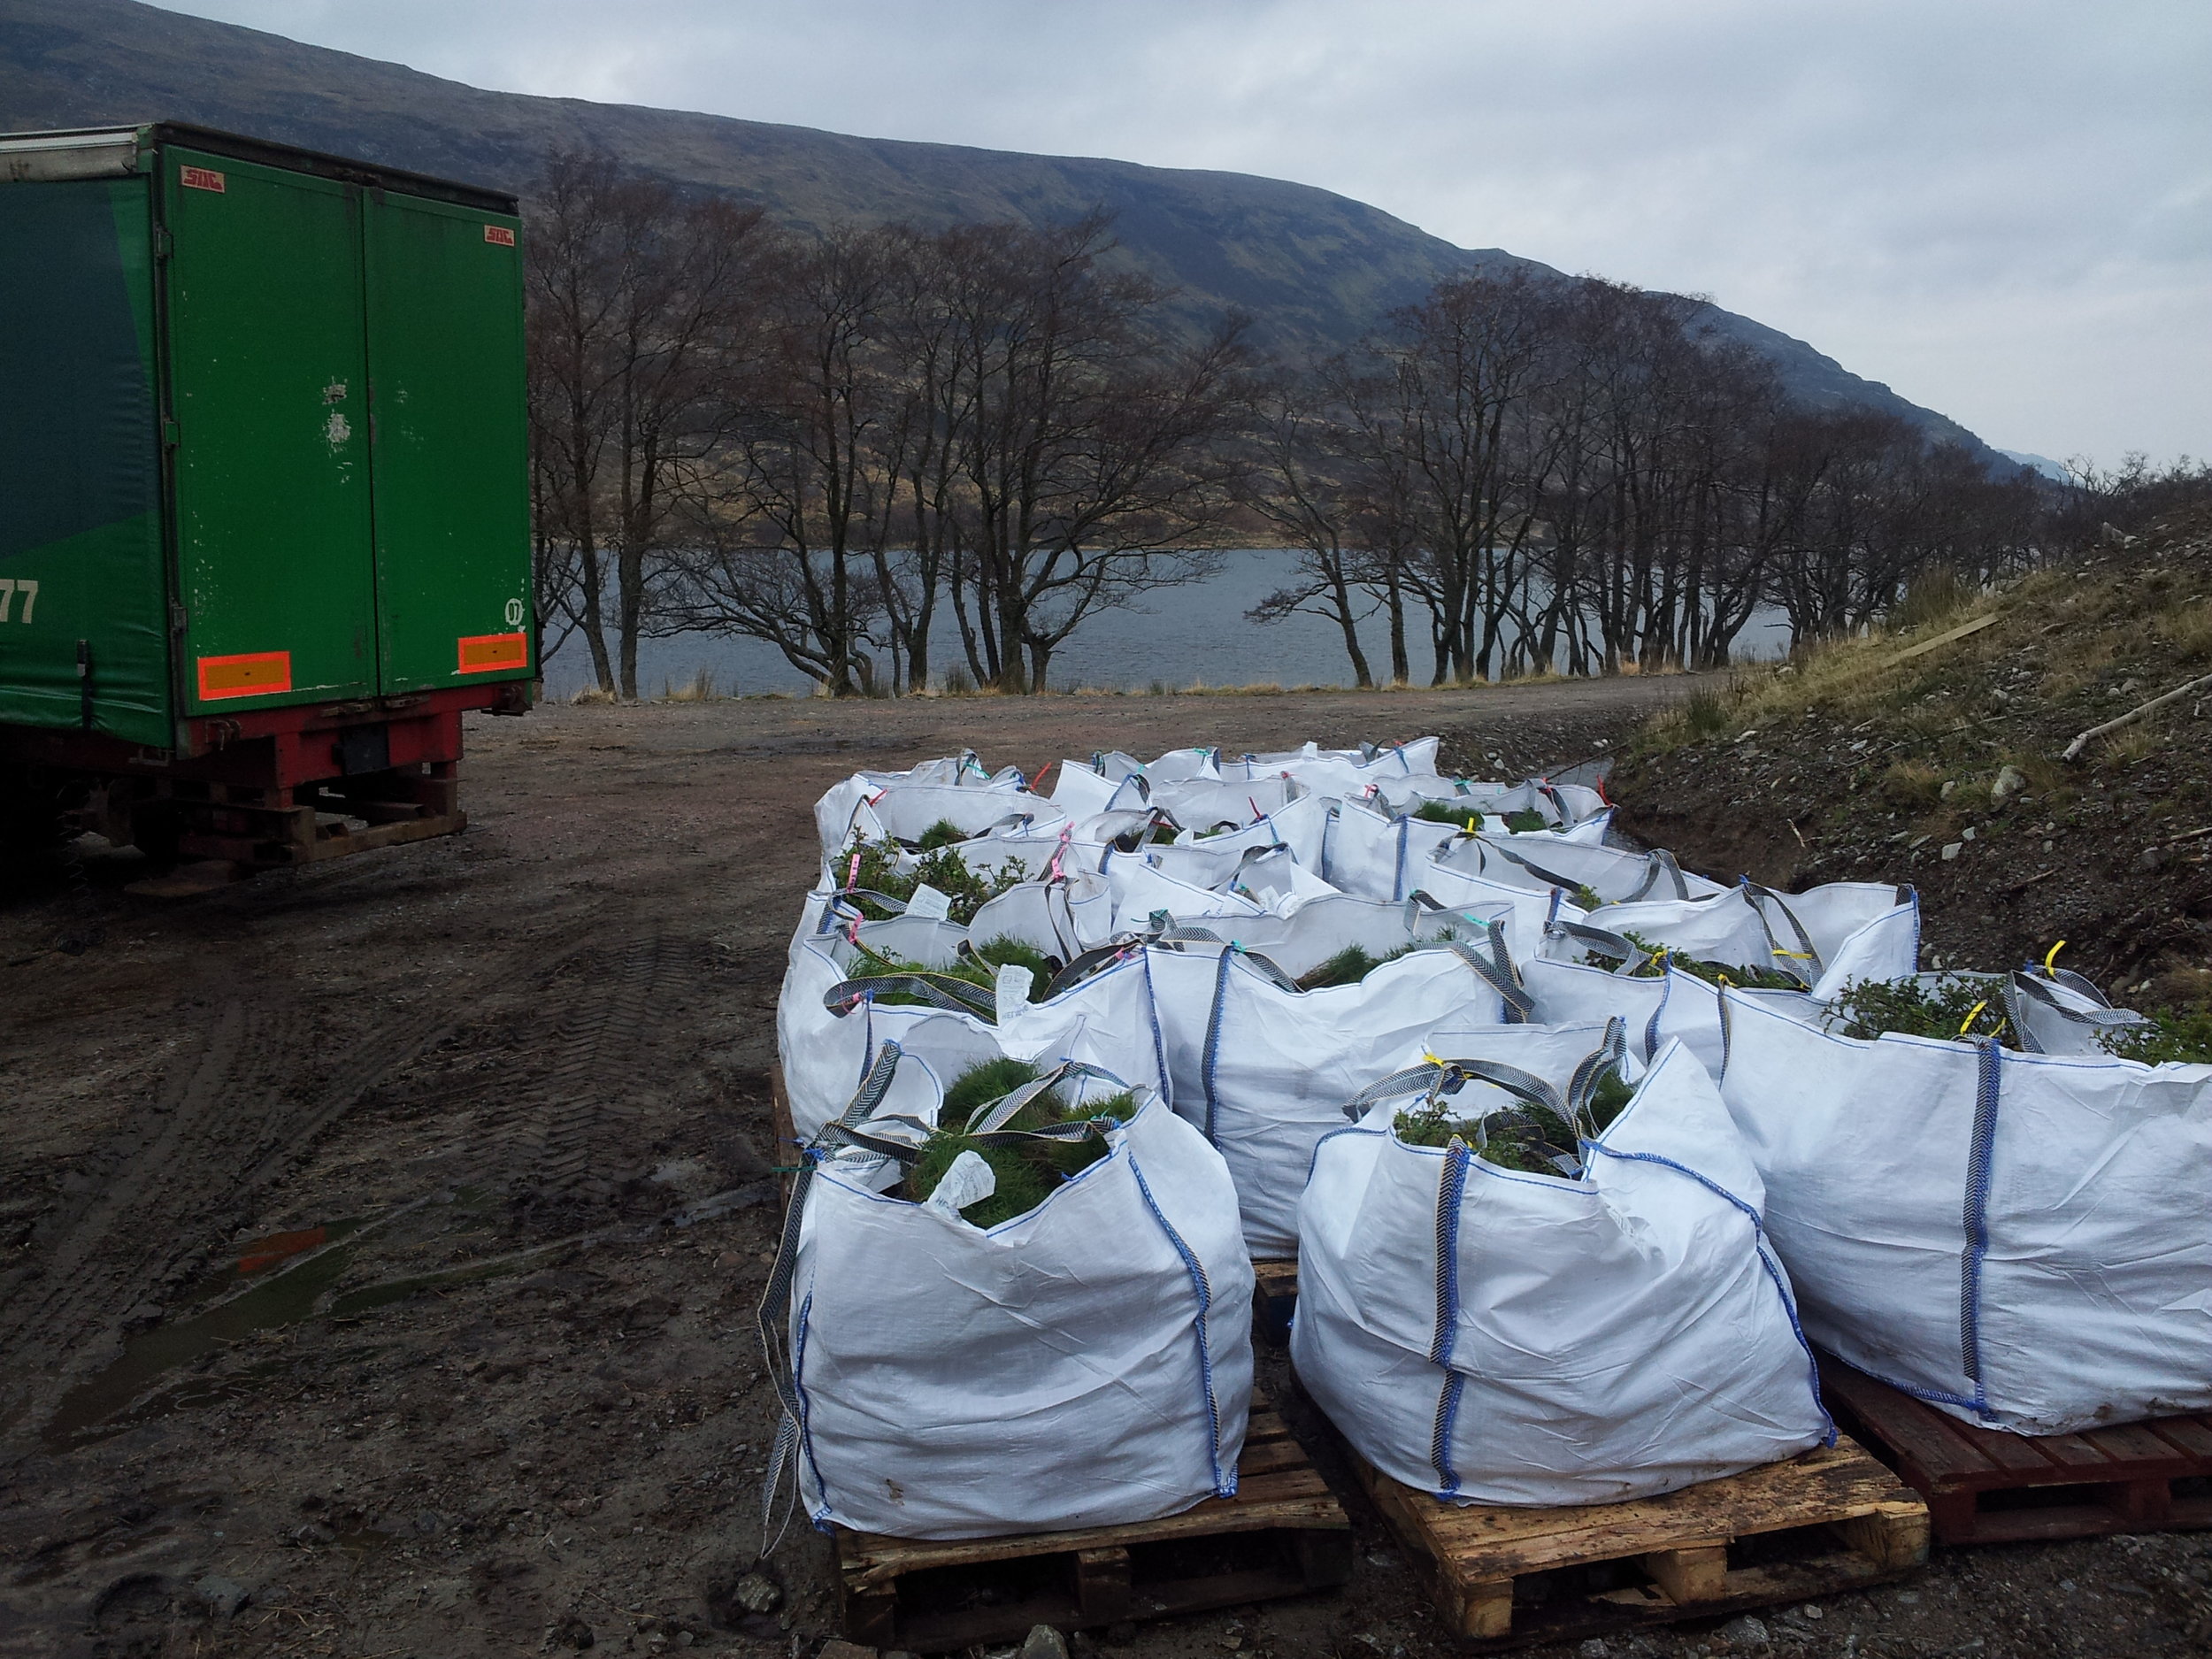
[2,0,2000,461]
[1614,506,2212,997]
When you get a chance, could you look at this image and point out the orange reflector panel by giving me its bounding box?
[457,632,529,673]
[196,650,292,700]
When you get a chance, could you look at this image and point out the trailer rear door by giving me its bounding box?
[364,191,533,693]
[164,147,379,713]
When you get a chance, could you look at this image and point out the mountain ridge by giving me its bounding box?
[1,0,2000,461]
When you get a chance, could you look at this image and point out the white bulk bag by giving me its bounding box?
[2001,966,2155,1057]
[1431,834,1727,905]
[778,910,1169,1140]
[1742,882,1921,1002]
[1320,799,1470,902]
[836,784,1067,858]
[1048,758,1136,819]
[1103,843,1334,929]
[764,1043,1253,1539]
[965,871,1118,961]
[1149,775,1306,829]
[1717,990,2212,1433]
[1294,1032,1832,1505]
[1147,916,1528,1256]
[1525,918,1822,1074]
[1219,737,1442,786]
[814,756,1028,852]
[1171,792,1336,870]
[1145,747,1223,783]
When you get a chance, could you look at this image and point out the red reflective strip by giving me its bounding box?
[484,224,516,246]
[196,650,292,700]
[457,632,528,672]
[180,165,226,194]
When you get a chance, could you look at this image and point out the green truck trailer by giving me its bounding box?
[0,122,533,871]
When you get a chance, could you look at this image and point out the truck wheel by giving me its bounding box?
[131,803,187,872]
[0,769,74,857]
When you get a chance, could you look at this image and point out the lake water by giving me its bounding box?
[541,549,1793,697]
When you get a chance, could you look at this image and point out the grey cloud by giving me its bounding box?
[154,0,2209,461]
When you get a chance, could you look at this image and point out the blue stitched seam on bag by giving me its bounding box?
[1141,947,1173,1111]
[1127,1152,1233,1496]
[793,1291,836,1530]
[1200,948,1236,1144]
[1958,1039,2001,1417]
[1586,1140,1838,1448]
[1428,1141,1469,1497]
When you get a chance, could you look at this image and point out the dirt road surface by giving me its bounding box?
[2,681,2203,1658]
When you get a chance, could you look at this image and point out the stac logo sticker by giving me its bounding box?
[180,165,226,194]
[484,224,516,246]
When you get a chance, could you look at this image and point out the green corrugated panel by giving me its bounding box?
[164,147,380,712]
[0,175,172,749]
[365,190,534,690]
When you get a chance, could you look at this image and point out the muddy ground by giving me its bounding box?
[1,680,2205,1659]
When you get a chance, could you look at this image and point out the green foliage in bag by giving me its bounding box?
[907,1059,1139,1227]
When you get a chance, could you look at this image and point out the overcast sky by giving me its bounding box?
[154,0,2208,467]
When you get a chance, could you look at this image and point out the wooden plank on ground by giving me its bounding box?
[1887,611,2000,664]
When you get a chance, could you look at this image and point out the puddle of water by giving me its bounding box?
[44,1238,365,1449]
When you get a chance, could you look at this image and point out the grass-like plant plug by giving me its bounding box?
[1413,800,1485,828]
[1295,941,1422,989]
[2096,1003,2212,1065]
[911,818,969,851]
[1586,930,1809,992]
[842,837,1025,924]
[847,936,1056,1009]
[1827,976,2012,1045]
[906,1058,1139,1227]
[1393,1061,1633,1176]
[1500,808,1551,833]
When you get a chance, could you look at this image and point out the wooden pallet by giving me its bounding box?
[1818,1356,2212,1546]
[769,1064,797,1207]
[1252,1258,1299,1346]
[833,1393,1351,1653]
[1348,1437,1927,1649]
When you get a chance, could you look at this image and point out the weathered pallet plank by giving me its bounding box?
[833,1394,1351,1652]
[1345,1435,1927,1648]
[1817,1355,2212,1546]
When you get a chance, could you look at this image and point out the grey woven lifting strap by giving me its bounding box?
[2002,969,2152,1055]
[822,971,997,1020]
[1340,1021,1626,1137]
[1547,917,1660,976]
[1445,919,1534,1021]
[1624,849,1691,902]
[757,1040,907,1549]
[1740,880,1822,986]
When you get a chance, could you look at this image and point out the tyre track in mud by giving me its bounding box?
[0,919,611,1450]
[371,928,715,1193]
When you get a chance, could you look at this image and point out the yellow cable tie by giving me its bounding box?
[1960,998,1990,1036]
[2044,940,2067,976]
[1775,949,1816,959]
[1423,1050,1445,1069]
[1465,817,1478,833]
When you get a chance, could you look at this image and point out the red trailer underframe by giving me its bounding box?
[0,681,528,868]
